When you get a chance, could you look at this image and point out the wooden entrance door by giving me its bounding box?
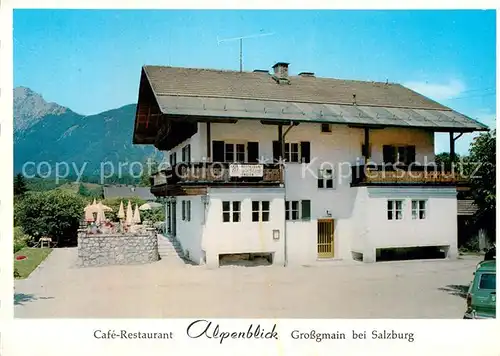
[317,219,334,258]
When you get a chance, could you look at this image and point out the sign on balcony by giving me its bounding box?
[229,164,264,177]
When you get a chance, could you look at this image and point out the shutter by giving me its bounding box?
[212,141,225,162]
[300,141,311,163]
[383,145,396,164]
[170,152,177,167]
[247,142,259,163]
[272,140,280,162]
[406,145,416,165]
[181,201,185,221]
[301,200,311,220]
[187,201,191,221]
[186,144,191,163]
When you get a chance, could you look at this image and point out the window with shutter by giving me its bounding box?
[383,145,416,165]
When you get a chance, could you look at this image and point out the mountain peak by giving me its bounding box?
[14,86,69,132]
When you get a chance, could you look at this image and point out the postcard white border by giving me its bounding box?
[1,1,499,355]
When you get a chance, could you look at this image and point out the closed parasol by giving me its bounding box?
[125,200,133,225]
[117,201,125,219]
[133,204,141,224]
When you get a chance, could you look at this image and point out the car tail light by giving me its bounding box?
[466,293,472,309]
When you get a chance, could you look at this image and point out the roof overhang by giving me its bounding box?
[156,95,488,131]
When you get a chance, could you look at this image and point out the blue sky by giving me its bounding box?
[14,9,496,154]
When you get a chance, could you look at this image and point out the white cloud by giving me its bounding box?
[403,79,466,100]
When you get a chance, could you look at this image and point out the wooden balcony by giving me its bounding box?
[351,164,466,186]
[151,162,283,196]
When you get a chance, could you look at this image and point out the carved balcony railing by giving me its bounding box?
[351,164,467,186]
[151,162,284,187]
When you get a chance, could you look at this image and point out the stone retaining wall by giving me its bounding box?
[77,231,159,267]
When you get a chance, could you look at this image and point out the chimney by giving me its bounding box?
[298,72,315,77]
[272,62,289,79]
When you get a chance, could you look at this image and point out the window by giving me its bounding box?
[181,144,191,163]
[478,273,496,290]
[213,141,256,163]
[318,168,334,188]
[321,123,332,133]
[387,200,403,220]
[222,201,240,223]
[181,200,191,221]
[285,200,311,221]
[285,143,300,163]
[252,201,270,222]
[272,141,311,163]
[411,200,427,220]
[223,143,245,162]
[383,145,416,165]
[169,152,177,167]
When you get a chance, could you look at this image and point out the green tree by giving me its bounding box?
[466,130,496,242]
[14,173,28,196]
[16,190,86,246]
[77,183,91,196]
[435,152,461,166]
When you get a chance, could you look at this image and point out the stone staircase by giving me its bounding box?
[157,234,187,265]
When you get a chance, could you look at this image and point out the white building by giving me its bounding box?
[133,62,487,267]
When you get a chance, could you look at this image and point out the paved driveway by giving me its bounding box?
[14,248,478,318]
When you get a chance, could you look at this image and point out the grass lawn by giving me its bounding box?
[14,248,53,279]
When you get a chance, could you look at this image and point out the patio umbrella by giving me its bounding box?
[139,202,163,210]
[117,201,125,219]
[98,201,113,212]
[84,203,100,214]
[133,204,141,224]
[84,206,95,222]
[125,200,133,225]
[95,204,104,225]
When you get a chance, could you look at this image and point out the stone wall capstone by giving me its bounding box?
[77,231,159,267]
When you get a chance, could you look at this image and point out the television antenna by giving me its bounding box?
[217,31,275,72]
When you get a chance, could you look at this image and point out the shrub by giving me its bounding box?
[14,226,31,253]
[141,206,165,223]
[16,190,86,246]
[14,267,21,278]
